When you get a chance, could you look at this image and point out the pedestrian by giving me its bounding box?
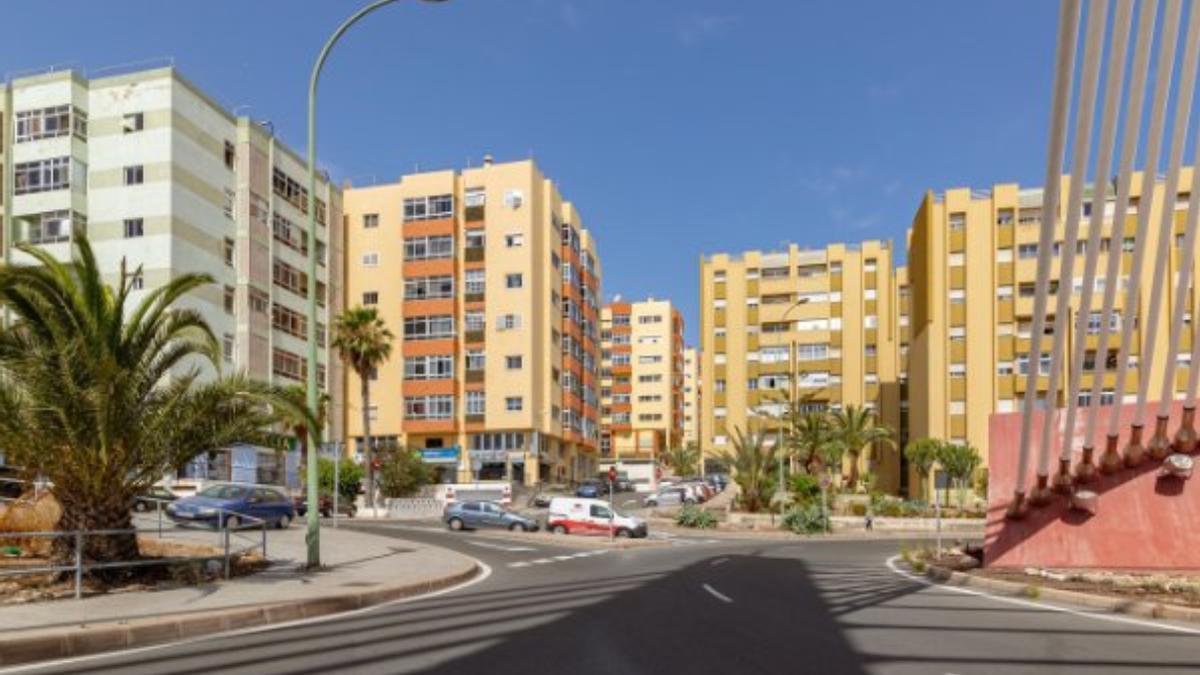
[864,504,874,531]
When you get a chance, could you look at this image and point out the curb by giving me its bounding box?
[0,564,480,668]
[922,563,1200,625]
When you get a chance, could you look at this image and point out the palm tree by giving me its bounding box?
[937,443,982,511]
[280,385,331,488]
[717,427,780,513]
[903,438,943,503]
[660,443,700,476]
[0,235,303,565]
[332,307,393,509]
[829,404,896,490]
[790,411,836,475]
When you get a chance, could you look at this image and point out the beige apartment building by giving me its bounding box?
[683,347,702,447]
[698,241,904,492]
[342,158,603,486]
[0,65,344,486]
[599,299,685,461]
[905,170,1200,497]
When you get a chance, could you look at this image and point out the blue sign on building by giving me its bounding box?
[421,448,460,464]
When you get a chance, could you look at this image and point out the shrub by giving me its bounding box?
[1023,585,1041,599]
[782,503,829,534]
[849,502,868,517]
[377,448,434,498]
[676,505,718,529]
[789,473,822,504]
[912,559,927,573]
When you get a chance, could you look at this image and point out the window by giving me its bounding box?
[638,355,663,364]
[948,252,965,267]
[272,348,306,381]
[497,314,522,330]
[949,289,965,304]
[404,315,454,340]
[997,285,1014,299]
[1018,208,1041,225]
[466,230,485,250]
[222,334,234,363]
[248,288,269,314]
[362,291,379,305]
[224,286,235,315]
[948,212,966,230]
[506,355,523,370]
[505,233,524,247]
[864,315,879,328]
[997,361,1014,375]
[128,273,144,291]
[14,157,71,195]
[1018,243,1038,259]
[465,187,486,207]
[15,105,85,142]
[273,168,309,213]
[997,208,1014,226]
[272,303,307,338]
[949,326,966,341]
[466,391,485,415]
[405,275,454,300]
[224,141,235,170]
[465,269,486,295]
[405,395,454,420]
[762,266,790,279]
[506,273,523,289]
[123,165,144,186]
[467,350,486,371]
[224,238,236,267]
[465,310,485,332]
[638,314,664,324]
[949,364,966,378]
[403,194,454,221]
[506,397,524,412]
[949,400,966,415]
[122,112,144,133]
[363,213,379,228]
[404,354,454,380]
[272,213,308,255]
[404,235,454,260]
[361,252,379,267]
[796,343,829,361]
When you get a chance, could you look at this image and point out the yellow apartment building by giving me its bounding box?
[905,170,1200,497]
[683,347,702,448]
[599,299,685,461]
[698,241,904,492]
[342,158,603,486]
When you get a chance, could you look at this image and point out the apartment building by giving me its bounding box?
[683,347,702,447]
[698,241,904,492]
[599,299,685,461]
[0,65,344,486]
[342,158,602,486]
[905,171,1200,496]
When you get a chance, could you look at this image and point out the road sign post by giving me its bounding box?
[608,466,617,543]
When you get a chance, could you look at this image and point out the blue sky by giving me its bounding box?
[2,1,1062,344]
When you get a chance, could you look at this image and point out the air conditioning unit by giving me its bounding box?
[504,189,523,209]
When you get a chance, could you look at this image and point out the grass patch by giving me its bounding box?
[1022,585,1041,599]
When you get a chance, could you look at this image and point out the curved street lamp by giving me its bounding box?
[304,0,448,569]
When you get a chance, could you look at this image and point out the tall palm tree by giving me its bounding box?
[660,443,700,476]
[0,235,302,565]
[332,307,393,509]
[790,411,836,475]
[903,438,943,503]
[717,427,779,513]
[829,404,896,490]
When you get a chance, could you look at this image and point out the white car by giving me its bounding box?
[546,497,648,538]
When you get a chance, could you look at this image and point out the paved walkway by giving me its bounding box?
[0,523,477,636]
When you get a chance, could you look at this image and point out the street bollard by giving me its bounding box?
[74,531,83,600]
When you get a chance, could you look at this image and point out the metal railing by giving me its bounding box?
[0,498,268,600]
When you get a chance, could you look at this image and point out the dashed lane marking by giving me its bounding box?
[702,583,734,603]
[508,549,610,568]
[465,541,538,552]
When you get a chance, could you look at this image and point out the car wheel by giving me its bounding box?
[224,515,240,530]
[615,528,632,539]
[133,501,148,513]
[277,514,291,529]
[551,524,568,535]
[448,517,465,531]
[509,522,524,532]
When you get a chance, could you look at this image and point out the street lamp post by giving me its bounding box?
[304,0,447,569]
[771,299,810,512]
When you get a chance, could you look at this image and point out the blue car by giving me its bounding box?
[166,483,295,529]
[575,480,609,498]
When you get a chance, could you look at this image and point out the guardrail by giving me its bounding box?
[0,498,268,600]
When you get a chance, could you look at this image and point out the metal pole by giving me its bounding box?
[609,478,614,544]
[74,531,82,600]
[935,496,943,558]
[303,0,447,568]
[333,445,340,529]
[223,519,231,580]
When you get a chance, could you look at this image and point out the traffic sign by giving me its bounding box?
[608,467,617,483]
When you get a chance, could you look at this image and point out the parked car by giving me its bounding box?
[643,488,693,508]
[547,497,647,538]
[133,486,178,512]
[444,501,539,532]
[705,474,729,492]
[166,483,295,529]
[597,472,634,493]
[575,479,610,498]
[294,494,357,518]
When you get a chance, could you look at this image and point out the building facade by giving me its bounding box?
[342,158,602,486]
[698,241,904,492]
[682,346,702,448]
[0,66,344,486]
[599,299,685,461]
[905,171,1200,497]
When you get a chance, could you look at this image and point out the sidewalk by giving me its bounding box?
[0,525,479,666]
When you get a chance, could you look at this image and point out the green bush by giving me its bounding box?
[315,457,363,503]
[849,502,867,517]
[377,448,434,498]
[676,505,718,529]
[789,473,822,503]
[782,503,830,534]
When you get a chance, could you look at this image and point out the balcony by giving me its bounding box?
[464,293,485,305]
[465,246,485,263]
[465,205,485,222]
[466,369,484,383]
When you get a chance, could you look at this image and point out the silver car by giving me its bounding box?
[643,488,694,508]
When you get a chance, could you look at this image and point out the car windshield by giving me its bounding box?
[197,485,247,500]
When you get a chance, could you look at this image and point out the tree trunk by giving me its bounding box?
[361,372,374,510]
[846,450,861,488]
[54,492,140,581]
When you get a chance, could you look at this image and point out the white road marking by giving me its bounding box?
[554,555,575,560]
[884,555,1200,636]
[530,558,554,564]
[465,541,537,552]
[508,562,532,568]
[0,559,494,674]
[702,583,734,603]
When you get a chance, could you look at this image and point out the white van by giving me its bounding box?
[546,497,648,538]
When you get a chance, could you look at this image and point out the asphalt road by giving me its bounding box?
[10,524,1200,675]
